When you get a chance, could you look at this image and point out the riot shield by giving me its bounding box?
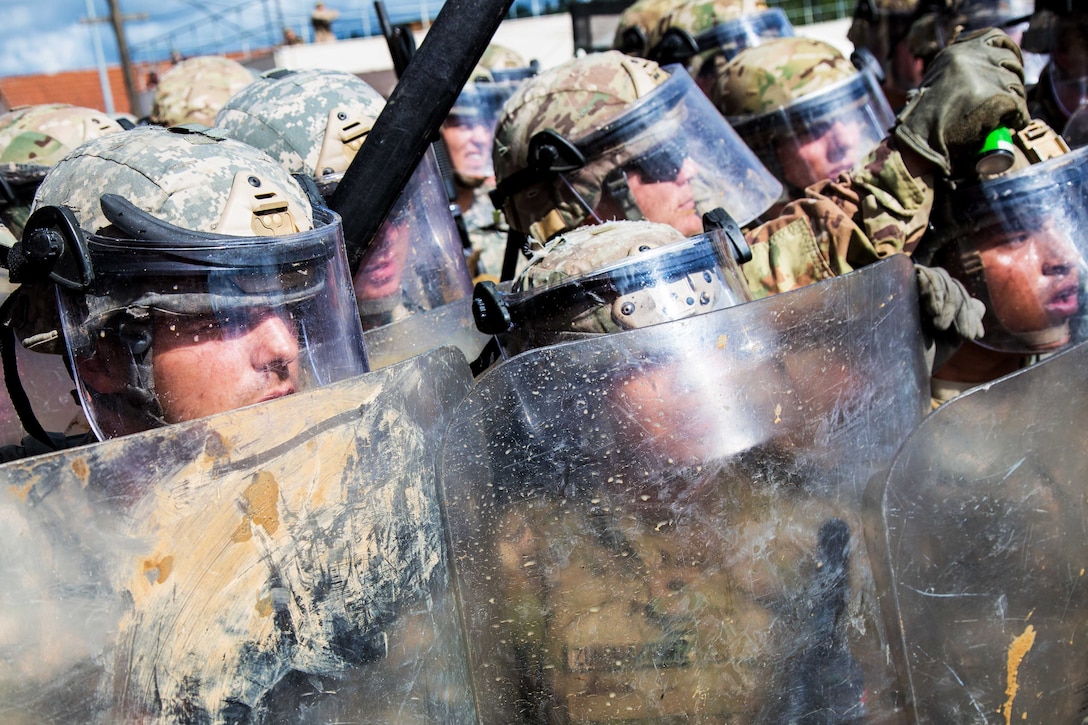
[362,296,490,370]
[439,255,929,723]
[0,346,477,723]
[867,341,1088,723]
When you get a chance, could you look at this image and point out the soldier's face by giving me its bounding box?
[777,118,867,190]
[152,307,301,424]
[977,222,1082,343]
[625,158,703,236]
[353,211,412,301]
[442,118,494,180]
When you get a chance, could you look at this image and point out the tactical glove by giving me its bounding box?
[915,263,986,371]
[894,28,1029,178]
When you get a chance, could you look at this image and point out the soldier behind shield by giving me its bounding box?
[917,119,1088,405]
[1,124,367,450]
[711,37,896,208]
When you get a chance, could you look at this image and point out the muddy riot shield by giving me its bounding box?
[866,340,1088,723]
[439,254,929,723]
[0,346,477,723]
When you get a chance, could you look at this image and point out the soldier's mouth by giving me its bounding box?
[1047,283,1081,318]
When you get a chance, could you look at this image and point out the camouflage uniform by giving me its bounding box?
[150,56,256,127]
[742,138,933,299]
[463,183,517,282]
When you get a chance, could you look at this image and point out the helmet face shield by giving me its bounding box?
[353,151,474,329]
[493,224,751,356]
[529,68,781,236]
[727,70,895,192]
[441,81,521,180]
[59,207,368,439]
[933,147,1088,355]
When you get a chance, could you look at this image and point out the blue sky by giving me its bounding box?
[1,0,543,78]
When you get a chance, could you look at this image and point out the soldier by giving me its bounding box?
[0,103,126,244]
[711,36,896,205]
[1,124,367,447]
[490,50,782,245]
[847,0,926,110]
[215,68,485,367]
[446,218,932,722]
[440,46,538,282]
[310,1,339,43]
[149,55,256,127]
[915,119,1088,405]
[643,0,796,97]
[1022,0,1088,138]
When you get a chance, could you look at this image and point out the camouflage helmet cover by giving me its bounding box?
[492,51,670,236]
[0,103,125,169]
[0,103,125,240]
[33,125,312,236]
[215,68,385,185]
[712,36,856,116]
[612,0,680,54]
[151,55,257,127]
[644,0,781,73]
[479,43,527,70]
[487,218,751,355]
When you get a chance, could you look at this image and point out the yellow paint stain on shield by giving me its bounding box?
[71,458,90,486]
[142,555,174,585]
[254,593,273,617]
[1001,624,1036,725]
[231,471,280,542]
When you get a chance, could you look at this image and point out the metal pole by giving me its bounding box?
[84,0,116,114]
[107,0,141,114]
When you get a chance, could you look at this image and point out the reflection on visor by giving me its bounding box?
[626,142,689,183]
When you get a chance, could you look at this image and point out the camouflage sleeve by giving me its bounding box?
[741,139,935,299]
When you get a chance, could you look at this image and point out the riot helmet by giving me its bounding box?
[713,37,896,194]
[0,104,125,242]
[150,55,257,127]
[611,0,679,55]
[921,120,1088,354]
[15,125,367,439]
[215,67,474,349]
[491,51,782,243]
[644,0,795,95]
[473,214,753,357]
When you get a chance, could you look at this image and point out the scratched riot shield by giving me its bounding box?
[440,254,929,723]
[0,346,476,723]
[866,341,1088,723]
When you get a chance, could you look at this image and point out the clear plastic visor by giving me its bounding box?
[58,207,368,439]
[934,149,1088,354]
[352,150,474,330]
[496,227,751,355]
[441,82,521,179]
[727,71,894,193]
[570,67,782,229]
[695,8,795,62]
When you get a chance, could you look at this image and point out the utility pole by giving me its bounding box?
[81,1,148,115]
[108,0,146,115]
